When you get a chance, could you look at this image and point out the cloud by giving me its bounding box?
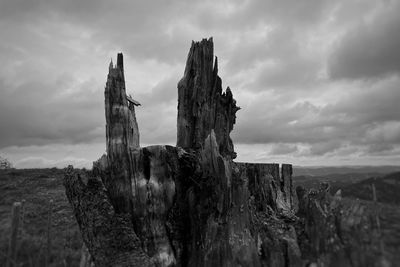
[0,76,104,148]
[233,74,400,158]
[0,0,399,166]
[365,121,400,144]
[328,1,400,80]
[270,143,298,155]
[308,141,341,156]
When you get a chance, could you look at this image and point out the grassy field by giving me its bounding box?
[1,168,399,266]
[0,168,82,267]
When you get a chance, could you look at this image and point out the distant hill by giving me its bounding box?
[294,165,400,176]
[293,168,400,205]
[293,172,384,192]
[338,172,400,205]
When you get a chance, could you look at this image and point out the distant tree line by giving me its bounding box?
[0,156,13,169]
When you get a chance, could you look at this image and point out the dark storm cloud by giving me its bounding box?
[0,0,192,64]
[226,26,321,91]
[234,99,339,144]
[136,74,179,107]
[329,1,400,80]
[0,0,189,150]
[0,76,104,148]
[233,75,400,156]
[308,141,342,156]
[367,143,395,154]
[322,78,400,126]
[204,0,332,27]
[270,143,298,155]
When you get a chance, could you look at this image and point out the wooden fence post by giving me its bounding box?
[371,183,385,254]
[6,202,21,267]
[46,199,53,267]
[371,183,377,202]
[20,199,26,234]
[371,184,381,230]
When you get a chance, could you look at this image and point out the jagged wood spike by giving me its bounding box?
[177,38,240,159]
[104,52,139,213]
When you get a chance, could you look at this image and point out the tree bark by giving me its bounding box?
[177,38,239,159]
[64,166,154,267]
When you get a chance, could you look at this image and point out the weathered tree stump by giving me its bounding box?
[64,38,385,267]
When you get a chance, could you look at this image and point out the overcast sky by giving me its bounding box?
[0,0,400,168]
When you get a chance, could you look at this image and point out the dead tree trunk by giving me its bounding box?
[103,53,139,214]
[64,38,386,267]
[177,38,239,159]
[64,166,154,267]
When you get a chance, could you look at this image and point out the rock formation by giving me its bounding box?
[64,38,387,267]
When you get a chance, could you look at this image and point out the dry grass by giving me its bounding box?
[0,168,82,267]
